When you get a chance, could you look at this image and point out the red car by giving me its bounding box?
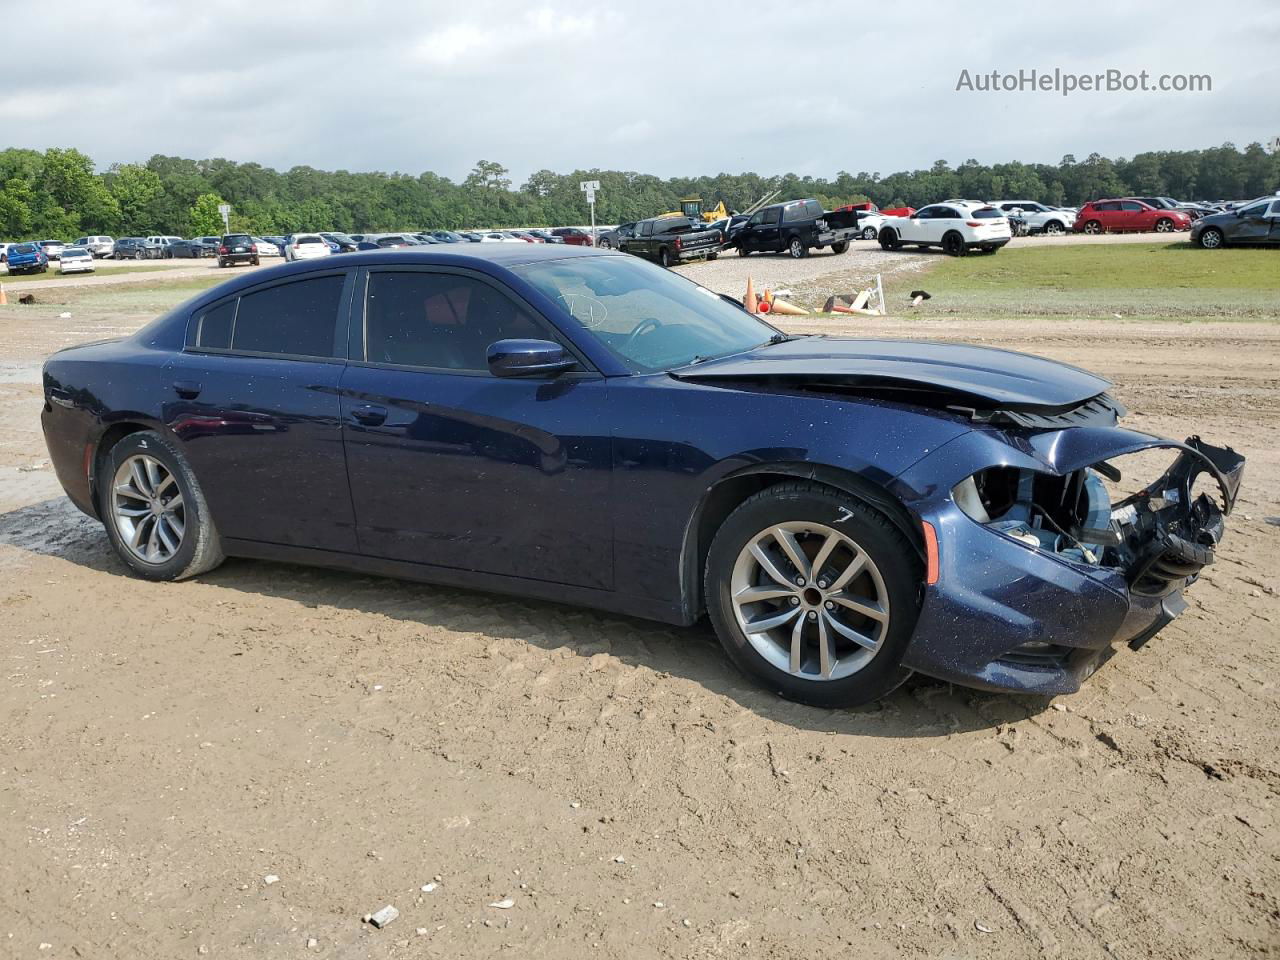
[1073,199,1191,234]
[550,227,594,246]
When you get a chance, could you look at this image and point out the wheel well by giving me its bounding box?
[91,422,151,508]
[678,465,924,623]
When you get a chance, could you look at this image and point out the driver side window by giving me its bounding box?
[364,272,548,373]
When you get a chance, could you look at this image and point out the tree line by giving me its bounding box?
[0,143,1276,241]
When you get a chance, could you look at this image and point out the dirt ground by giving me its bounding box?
[1,257,1277,959]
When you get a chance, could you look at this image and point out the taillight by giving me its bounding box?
[219,246,229,254]
[674,236,683,249]
[966,221,982,227]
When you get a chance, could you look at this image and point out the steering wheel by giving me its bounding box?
[623,317,663,348]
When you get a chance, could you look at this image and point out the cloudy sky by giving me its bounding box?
[7,0,1277,183]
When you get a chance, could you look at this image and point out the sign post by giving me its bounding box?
[579,180,600,246]
[218,203,231,234]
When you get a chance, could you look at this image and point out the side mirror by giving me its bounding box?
[487,339,578,378]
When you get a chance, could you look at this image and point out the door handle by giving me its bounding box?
[172,380,201,399]
[350,404,388,426]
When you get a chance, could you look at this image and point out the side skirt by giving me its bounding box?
[221,538,693,627]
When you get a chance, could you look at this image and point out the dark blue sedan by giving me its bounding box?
[39,246,1244,706]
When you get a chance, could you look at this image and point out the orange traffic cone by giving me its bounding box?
[0,283,6,306]
[761,288,774,308]
[769,297,809,316]
[828,303,855,314]
[744,277,758,314]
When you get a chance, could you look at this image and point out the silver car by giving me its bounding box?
[72,235,116,258]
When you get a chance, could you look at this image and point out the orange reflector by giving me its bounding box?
[921,520,940,585]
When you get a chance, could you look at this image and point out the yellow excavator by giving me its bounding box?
[659,198,730,222]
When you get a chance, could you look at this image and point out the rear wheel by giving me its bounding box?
[942,232,966,256]
[658,247,671,268]
[1082,220,1102,235]
[878,229,901,251]
[252,257,260,266]
[1198,227,1224,249]
[831,240,849,254]
[704,482,919,707]
[133,249,145,260]
[788,236,807,258]
[101,431,224,582]
[598,237,612,249]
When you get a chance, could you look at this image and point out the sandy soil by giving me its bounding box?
[0,268,1277,959]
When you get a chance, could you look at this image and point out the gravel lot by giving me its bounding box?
[0,270,1275,958]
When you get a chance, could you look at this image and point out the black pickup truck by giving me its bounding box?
[734,199,860,258]
[619,216,722,267]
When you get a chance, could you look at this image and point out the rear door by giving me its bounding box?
[166,269,358,552]
[338,265,613,589]
[1230,200,1276,242]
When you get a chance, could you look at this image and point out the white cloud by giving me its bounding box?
[0,0,1275,183]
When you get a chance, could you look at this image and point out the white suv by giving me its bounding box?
[877,201,1012,255]
[72,235,116,258]
[994,201,1073,235]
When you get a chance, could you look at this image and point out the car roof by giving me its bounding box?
[186,245,617,303]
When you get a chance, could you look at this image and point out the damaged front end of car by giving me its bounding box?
[893,426,1246,695]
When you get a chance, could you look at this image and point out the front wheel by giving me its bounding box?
[1198,228,1224,249]
[1154,218,1174,233]
[704,482,919,708]
[597,238,612,249]
[1043,220,1065,235]
[737,245,751,257]
[878,229,901,251]
[134,249,145,260]
[100,431,224,581]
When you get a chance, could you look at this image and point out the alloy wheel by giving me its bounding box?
[112,454,186,564]
[730,522,890,681]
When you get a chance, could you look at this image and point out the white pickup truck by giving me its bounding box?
[994,201,1074,235]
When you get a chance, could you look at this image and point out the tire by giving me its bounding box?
[878,229,901,251]
[861,226,878,240]
[1043,220,1065,235]
[1082,220,1102,235]
[134,249,145,260]
[787,236,807,258]
[831,240,849,254]
[598,238,612,249]
[218,259,226,268]
[658,248,671,268]
[1198,228,1224,249]
[1155,218,1174,233]
[707,253,718,261]
[704,482,920,708]
[252,258,260,266]
[99,430,224,582]
[737,245,751,257]
[942,232,966,256]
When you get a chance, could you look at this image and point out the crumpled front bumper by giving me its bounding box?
[891,428,1245,695]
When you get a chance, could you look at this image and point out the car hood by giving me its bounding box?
[671,337,1112,411]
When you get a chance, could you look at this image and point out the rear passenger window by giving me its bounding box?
[232,275,345,358]
[194,300,235,349]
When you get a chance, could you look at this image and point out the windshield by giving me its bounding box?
[63,248,89,257]
[513,256,779,373]
[13,243,37,254]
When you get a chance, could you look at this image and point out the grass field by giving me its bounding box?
[884,242,1280,321]
[0,263,176,284]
